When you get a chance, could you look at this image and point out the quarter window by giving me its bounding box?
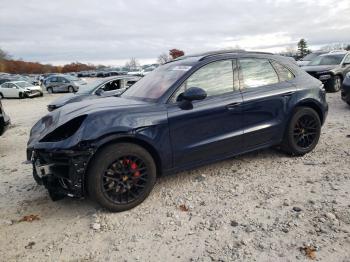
[239,58,279,88]
[271,61,295,82]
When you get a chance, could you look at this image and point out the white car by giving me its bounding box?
[0,81,43,98]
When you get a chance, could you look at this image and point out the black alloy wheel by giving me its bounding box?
[102,155,148,204]
[293,114,319,149]
[88,143,156,212]
[281,107,321,156]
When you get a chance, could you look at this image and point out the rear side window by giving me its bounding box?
[271,61,294,82]
[239,58,279,89]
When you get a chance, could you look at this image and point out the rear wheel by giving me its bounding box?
[281,107,321,156]
[0,93,3,99]
[328,75,342,92]
[47,87,53,94]
[88,143,157,212]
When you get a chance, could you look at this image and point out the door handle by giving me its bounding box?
[226,102,242,110]
[282,91,295,97]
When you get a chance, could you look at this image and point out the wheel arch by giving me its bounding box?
[90,134,163,177]
[294,99,324,124]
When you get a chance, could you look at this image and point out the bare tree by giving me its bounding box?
[0,48,11,60]
[125,57,140,70]
[157,53,170,64]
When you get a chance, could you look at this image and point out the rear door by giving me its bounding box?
[57,77,68,92]
[238,58,296,149]
[168,59,244,168]
[8,83,19,97]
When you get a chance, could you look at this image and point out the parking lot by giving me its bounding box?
[0,92,348,261]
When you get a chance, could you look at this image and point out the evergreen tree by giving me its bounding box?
[297,39,311,59]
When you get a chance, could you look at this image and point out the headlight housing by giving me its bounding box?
[40,115,87,142]
[319,74,331,80]
[346,72,350,78]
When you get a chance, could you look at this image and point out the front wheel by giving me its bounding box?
[281,107,321,156]
[328,75,342,92]
[68,86,74,93]
[87,143,157,212]
[47,87,53,94]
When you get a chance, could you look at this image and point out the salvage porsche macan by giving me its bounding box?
[27,51,328,212]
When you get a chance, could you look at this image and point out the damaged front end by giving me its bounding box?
[29,147,94,200]
[27,111,96,201]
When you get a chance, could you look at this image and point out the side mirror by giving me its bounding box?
[177,87,207,110]
[342,62,350,67]
[179,87,207,102]
[95,88,104,96]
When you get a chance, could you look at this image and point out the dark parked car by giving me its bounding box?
[27,51,328,212]
[0,98,10,136]
[297,51,328,67]
[47,76,140,111]
[341,72,350,106]
[302,51,350,92]
[44,75,87,93]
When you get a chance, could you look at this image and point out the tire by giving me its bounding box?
[19,92,23,99]
[281,107,321,156]
[0,93,3,99]
[328,75,342,92]
[47,87,53,94]
[68,86,74,93]
[87,143,157,212]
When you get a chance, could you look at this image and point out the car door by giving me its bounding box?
[0,83,8,97]
[7,83,20,98]
[238,58,297,149]
[57,77,67,92]
[342,54,350,75]
[48,77,57,91]
[167,59,244,168]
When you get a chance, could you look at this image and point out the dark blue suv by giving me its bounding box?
[27,51,328,211]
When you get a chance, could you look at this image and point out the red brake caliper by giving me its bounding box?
[131,162,140,177]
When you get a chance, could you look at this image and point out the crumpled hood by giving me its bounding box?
[29,96,148,145]
[48,93,81,107]
[302,65,337,72]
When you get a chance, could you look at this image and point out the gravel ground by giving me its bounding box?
[0,92,349,262]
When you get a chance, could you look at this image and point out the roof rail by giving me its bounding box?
[198,50,274,61]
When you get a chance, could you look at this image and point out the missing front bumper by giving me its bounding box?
[30,149,93,200]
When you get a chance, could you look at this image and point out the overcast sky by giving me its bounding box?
[0,0,349,65]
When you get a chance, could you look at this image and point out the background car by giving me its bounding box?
[341,72,350,106]
[302,51,350,92]
[47,76,140,111]
[0,81,43,98]
[44,75,87,93]
[0,98,10,136]
[28,51,328,212]
[297,51,328,66]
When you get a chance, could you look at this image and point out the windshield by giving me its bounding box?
[15,81,32,88]
[122,63,191,100]
[65,75,80,81]
[77,79,105,94]
[302,53,321,61]
[308,54,345,66]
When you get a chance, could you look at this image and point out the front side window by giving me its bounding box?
[239,58,279,89]
[271,61,295,82]
[343,55,350,64]
[171,60,236,102]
